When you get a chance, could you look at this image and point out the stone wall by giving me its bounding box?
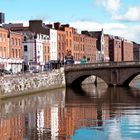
[0,68,65,98]
[0,67,103,99]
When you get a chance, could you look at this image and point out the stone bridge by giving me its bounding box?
[64,61,140,87]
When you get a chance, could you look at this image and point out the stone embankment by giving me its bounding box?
[0,68,65,98]
[3,67,138,99]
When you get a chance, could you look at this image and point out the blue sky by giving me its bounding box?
[1,0,140,43]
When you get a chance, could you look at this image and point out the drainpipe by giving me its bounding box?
[34,34,37,63]
[35,39,37,63]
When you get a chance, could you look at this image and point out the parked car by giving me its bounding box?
[0,69,12,75]
[26,68,39,73]
[32,69,39,73]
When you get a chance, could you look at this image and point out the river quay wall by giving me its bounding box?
[0,68,65,98]
[2,66,137,99]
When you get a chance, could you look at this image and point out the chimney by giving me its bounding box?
[81,30,89,35]
[62,24,69,28]
[54,22,60,30]
[46,24,53,29]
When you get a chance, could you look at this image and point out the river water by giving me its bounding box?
[0,80,140,140]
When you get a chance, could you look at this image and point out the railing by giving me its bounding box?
[64,61,140,69]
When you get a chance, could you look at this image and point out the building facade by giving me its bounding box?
[2,19,136,68]
[133,42,140,61]
[0,27,8,69]
[109,36,122,62]
[84,34,96,63]
[49,28,57,61]
[0,27,22,73]
[22,31,49,71]
[73,32,85,63]
[3,21,50,71]
[54,22,66,62]
[104,34,110,61]
[122,39,133,61]
[61,24,74,58]
[8,31,22,73]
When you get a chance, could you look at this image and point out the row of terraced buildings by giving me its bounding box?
[0,19,139,73]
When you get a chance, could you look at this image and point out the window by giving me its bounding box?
[18,39,20,46]
[44,46,46,53]
[70,40,72,47]
[11,38,14,45]
[66,31,68,36]
[66,39,68,46]
[24,36,27,41]
[12,48,14,58]
[24,45,28,52]
[0,46,2,57]
[15,49,18,58]
[70,32,71,37]
[1,47,3,57]
[58,35,60,41]
[3,34,6,42]
[15,38,17,45]
[0,33,2,42]
[4,47,6,57]
[19,50,20,58]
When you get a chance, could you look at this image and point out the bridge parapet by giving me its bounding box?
[65,61,140,70]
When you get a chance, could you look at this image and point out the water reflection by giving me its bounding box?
[0,84,140,139]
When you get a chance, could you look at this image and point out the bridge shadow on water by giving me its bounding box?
[66,83,140,105]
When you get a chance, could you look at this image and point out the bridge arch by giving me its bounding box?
[65,68,112,87]
[121,73,140,86]
[71,74,107,87]
[64,62,140,87]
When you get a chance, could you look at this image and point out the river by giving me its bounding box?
[0,79,140,140]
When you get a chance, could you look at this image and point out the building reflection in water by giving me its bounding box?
[0,84,140,139]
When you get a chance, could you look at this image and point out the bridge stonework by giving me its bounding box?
[64,62,140,87]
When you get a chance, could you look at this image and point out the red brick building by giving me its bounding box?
[0,27,9,69]
[0,27,22,72]
[133,42,140,61]
[9,31,22,59]
[56,24,74,58]
[109,36,122,62]
[122,39,133,61]
[54,22,66,61]
[73,30,96,63]
[84,34,96,62]
[43,38,50,63]
[107,35,134,62]
[73,31,85,63]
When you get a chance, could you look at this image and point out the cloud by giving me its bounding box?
[113,7,140,22]
[94,0,140,23]
[95,0,140,22]
[96,0,121,15]
[5,19,140,43]
[69,20,140,43]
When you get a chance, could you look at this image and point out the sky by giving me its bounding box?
[1,0,140,43]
